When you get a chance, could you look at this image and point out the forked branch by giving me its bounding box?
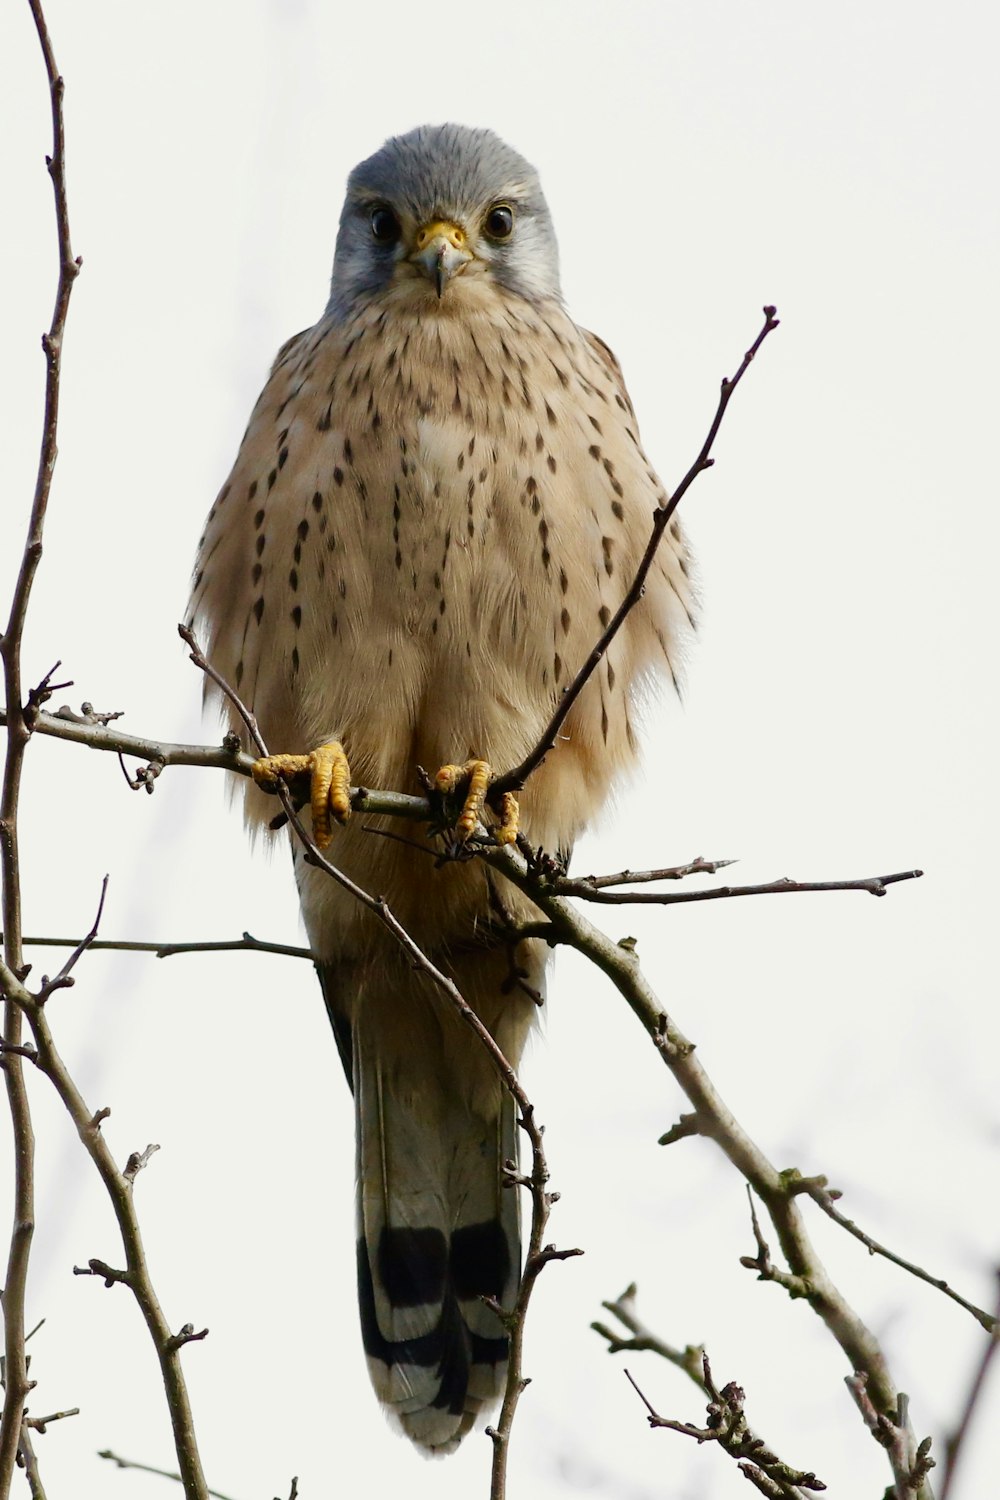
[624,1356,826,1497]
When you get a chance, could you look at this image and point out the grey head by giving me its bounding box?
[327,124,561,321]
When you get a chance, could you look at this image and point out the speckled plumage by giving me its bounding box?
[189,124,695,1453]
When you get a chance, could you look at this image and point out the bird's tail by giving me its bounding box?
[319,943,539,1454]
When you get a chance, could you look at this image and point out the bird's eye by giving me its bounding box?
[370,207,401,245]
[484,203,514,241]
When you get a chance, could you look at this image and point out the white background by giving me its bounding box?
[1,2,997,1497]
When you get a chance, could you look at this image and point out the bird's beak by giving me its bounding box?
[410,220,473,297]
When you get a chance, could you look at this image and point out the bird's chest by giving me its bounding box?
[263,302,630,749]
[321,303,588,642]
[361,416,515,639]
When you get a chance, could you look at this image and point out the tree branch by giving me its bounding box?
[793,1173,995,1332]
[940,1271,1000,1499]
[569,855,737,887]
[493,305,779,797]
[592,1283,705,1382]
[554,868,923,905]
[474,836,936,1498]
[97,1451,237,1500]
[623,1354,826,1497]
[0,3,81,1487]
[1,945,211,1498]
[5,932,313,961]
[845,1378,935,1499]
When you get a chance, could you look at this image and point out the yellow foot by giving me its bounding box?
[433,759,520,847]
[252,740,351,849]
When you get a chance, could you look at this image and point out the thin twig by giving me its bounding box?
[592,1283,705,1383]
[4,704,256,777]
[0,3,81,1487]
[554,869,923,904]
[623,1355,826,1496]
[36,874,108,1000]
[123,1143,160,1184]
[15,1424,46,1500]
[845,1377,935,1499]
[571,856,736,888]
[494,305,779,796]
[796,1174,996,1332]
[23,1408,79,1433]
[5,933,313,961]
[97,1451,236,1500]
[940,1272,1000,1499]
[1,948,211,1499]
[740,1186,812,1297]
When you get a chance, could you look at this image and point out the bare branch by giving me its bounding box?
[7,932,314,961]
[98,1451,237,1500]
[570,855,736,888]
[0,2,82,1485]
[845,1377,935,1499]
[554,868,923,905]
[740,1186,812,1298]
[940,1271,1000,1499]
[35,874,108,1001]
[71,1258,130,1288]
[1,945,211,1499]
[23,1408,79,1434]
[15,1425,46,1500]
[0,702,926,914]
[657,1112,702,1146]
[623,1355,826,1496]
[473,835,935,1497]
[794,1173,996,1332]
[165,1325,210,1354]
[0,703,257,780]
[592,1283,705,1382]
[123,1143,161,1184]
[494,305,779,796]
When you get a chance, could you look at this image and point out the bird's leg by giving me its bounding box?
[433,759,520,847]
[252,740,351,849]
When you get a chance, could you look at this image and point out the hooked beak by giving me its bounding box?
[409,220,473,297]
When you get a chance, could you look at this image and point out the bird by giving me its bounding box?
[188,123,695,1454]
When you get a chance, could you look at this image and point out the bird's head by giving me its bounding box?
[327,124,561,320]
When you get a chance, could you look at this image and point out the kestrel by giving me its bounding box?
[189,124,695,1454]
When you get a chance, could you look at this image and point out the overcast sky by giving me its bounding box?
[1,2,998,1497]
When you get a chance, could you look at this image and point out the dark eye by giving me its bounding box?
[484,203,514,241]
[370,206,401,245]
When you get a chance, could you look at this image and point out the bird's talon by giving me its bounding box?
[434,759,489,843]
[251,751,308,795]
[493,791,520,847]
[433,760,519,846]
[252,741,351,849]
